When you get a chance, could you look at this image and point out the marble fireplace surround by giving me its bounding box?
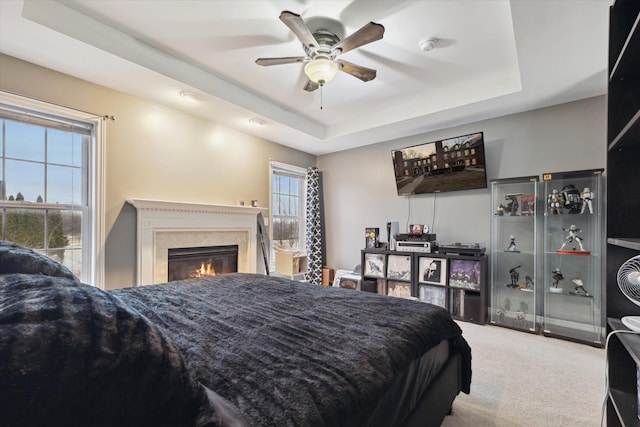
[127,199,267,285]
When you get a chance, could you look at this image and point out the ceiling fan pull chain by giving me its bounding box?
[320,85,324,110]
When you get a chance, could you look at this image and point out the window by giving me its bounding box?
[0,92,104,286]
[269,161,307,263]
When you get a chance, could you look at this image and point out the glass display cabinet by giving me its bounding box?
[542,169,604,345]
[490,176,539,332]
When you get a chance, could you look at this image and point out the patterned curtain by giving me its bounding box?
[305,167,323,285]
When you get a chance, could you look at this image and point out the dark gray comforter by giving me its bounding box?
[112,273,471,426]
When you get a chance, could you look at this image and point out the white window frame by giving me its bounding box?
[0,91,105,288]
[268,160,307,271]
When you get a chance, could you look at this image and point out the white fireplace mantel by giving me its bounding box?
[127,198,267,285]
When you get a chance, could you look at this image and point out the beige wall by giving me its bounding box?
[0,54,607,288]
[0,54,316,289]
[317,96,607,272]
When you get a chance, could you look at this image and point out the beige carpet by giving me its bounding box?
[441,321,605,427]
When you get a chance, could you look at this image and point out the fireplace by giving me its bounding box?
[127,198,267,286]
[167,245,239,281]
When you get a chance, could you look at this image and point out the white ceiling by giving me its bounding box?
[0,0,612,155]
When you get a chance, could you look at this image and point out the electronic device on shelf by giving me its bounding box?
[396,241,434,253]
[617,255,640,332]
[438,242,486,256]
[397,233,436,242]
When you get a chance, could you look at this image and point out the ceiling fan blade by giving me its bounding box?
[280,10,318,49]
[337,60,377,82]
[303,79,319,92]
[255,57,306,66]
[332,22,384,55]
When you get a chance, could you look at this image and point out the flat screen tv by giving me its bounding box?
[391,131,487,195]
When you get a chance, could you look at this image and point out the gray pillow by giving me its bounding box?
[0,240,78,281]
[0,273,219,427]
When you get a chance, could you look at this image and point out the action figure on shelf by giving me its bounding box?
[522,194,535,216]
[547,189,564,214]
[516,301,528,328]
[570,277,592,297]
[580,187,594,214]
[561,184,583,214]
[508,265,521,288]
[559,224,586,252]
[506,235,519,252]
[551,267,564,291]
[495,204,505,216]
[505,194,520,216]
[521,274,534,291]
[497,298,511,323]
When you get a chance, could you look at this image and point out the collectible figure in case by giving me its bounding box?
[561,184,583,214]
[520,194,535,216]
[580,187,594,214]
[507,265,521,288]
[570,277,592,297]
[547,189,564,214]
[504,193,520,216]
[557,224,590,255]
[550,267,564,293]
[506,235,519,252]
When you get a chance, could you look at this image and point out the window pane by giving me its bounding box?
[47,164,82,204]
[0,162,3,201]
[1,97,94,283]
[48,129,83,167]
[3,208,45,248]
[5,120,45,162]
[5,159,44,202]
[47,209,82,276]
[54,248,82,277]
[290,195,299,216]
[271,168,305,254]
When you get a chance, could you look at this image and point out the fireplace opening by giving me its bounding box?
[168,245,238,282]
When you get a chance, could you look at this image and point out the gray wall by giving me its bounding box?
[0,54,316,289]
[317,96,606,271]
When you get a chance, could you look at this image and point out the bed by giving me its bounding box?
[0,241,471,427]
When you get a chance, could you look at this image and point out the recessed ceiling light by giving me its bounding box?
[249,117,266,126]
[419,38,438,52]
[180,91,201,102]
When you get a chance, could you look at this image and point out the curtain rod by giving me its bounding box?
[0,90,115,121]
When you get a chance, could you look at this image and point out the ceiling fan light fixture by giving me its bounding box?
[304,58,338,85]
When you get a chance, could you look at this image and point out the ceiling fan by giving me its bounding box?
[255,11,385,92]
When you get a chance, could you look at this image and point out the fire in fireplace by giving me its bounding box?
[167,245,238,282]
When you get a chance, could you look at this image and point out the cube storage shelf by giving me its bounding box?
[361,248,487,324]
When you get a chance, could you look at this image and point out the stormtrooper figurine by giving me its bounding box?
[560,225,584,251]
[560,225,585,251]
[580,187,594,214]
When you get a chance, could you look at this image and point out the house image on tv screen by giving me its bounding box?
[391,132,487,195]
